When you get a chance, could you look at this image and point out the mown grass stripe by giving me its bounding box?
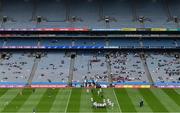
[36,88,59,112]
[151,89,180,112]
[104,88,121,113]
[162,89,180,107]
[67,88,82,112]
[79,88,93,112]
[139,89,168,112]
[114,88,136,112]
[0,89,20,112]
[65,88,72,113]
[175,89,180,94]
[0,89,8,97]
[126,88,153,112]
[112,89,122,113]
[18,89,46,112]
[50,89,71,112]
[91,88,107,113]
[2,89,33,112]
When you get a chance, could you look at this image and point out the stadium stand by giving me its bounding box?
[109,39,140,48]
[0,52,34,83]
[146,52,180,83]
[0,0,180,29]
[73,52,107,82]
[74,39,105,46]
[1,0,180,112]
[175,39,180,47]
[1,38,179,49]
[0,39,4,46]
[110,52,148,83]
[142,39,176,48]
[0,50,180,87]
[6,38,38,46]
[32,52,70,83]
[0,0,180,88]
[40,38,72,46]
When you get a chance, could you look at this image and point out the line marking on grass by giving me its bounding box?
[65,88,72,113]
[113,88,122,113]
[3,112,179,113]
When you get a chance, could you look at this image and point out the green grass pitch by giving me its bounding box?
[0,88,179,113]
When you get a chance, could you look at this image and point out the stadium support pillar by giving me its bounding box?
[31,0,37,21]
[131,0,138,21]
[68,54,75,87]
[140,40,143,47]
[65,0,70,21]
[105,39,109,47]
[2,39,7,47]
[37,39,41,47]
[98,0,103,18]
[163,0,172,19]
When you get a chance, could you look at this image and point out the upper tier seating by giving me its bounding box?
[0,0,179,29]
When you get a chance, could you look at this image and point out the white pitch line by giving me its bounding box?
[64,88,72,113]
[3,111,179,113]
[113,88,122,113]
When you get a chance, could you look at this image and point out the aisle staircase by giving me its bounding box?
[68,53,76,86]
[27,53,41,85]
[139,52,154,85]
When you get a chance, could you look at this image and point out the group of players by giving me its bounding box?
[89,87,144,109]
[91,98,114,108]
[90,88,114,109]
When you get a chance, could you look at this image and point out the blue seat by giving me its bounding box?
[41,39,72,46]
[0,39,4,47]
[143,39,175,48]
[6,38,38,46]
[109,39,140,47]
[75,39,105,46]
